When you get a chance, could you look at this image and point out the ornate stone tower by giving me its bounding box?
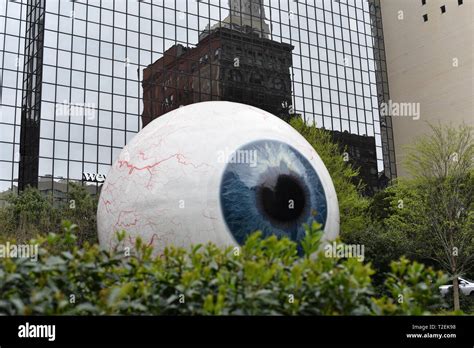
[210,0,271,38]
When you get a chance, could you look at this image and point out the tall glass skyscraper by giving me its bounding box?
[0,0,396,202]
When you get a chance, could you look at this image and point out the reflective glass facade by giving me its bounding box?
[0,0,395,201]
[0,0,25,195]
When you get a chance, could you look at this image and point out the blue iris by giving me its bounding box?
[219,140,327,246]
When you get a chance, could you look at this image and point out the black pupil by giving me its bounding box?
[258,174,306,223]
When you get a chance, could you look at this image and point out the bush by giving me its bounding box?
[347,180,443,289]
[442,287,474,314]
[371,257,448,315]
[0,184,98,246]
[60,183,98,245]
[0,222,450,315]
[0,187,57,243]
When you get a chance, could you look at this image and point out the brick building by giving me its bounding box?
[141,26,294,127]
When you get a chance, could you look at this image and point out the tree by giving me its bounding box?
[0,183,98,246]
[0,186,57,242]
[404,123,474,311]
[61,183,98,245]
[354,180,440,290]
[405,123,473,180]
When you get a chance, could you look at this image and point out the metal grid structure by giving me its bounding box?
[0,0,396,202]
[368,0,396,179]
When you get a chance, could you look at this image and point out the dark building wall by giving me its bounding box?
[141,27,293,127]
[330,130,385,195]
[18,0,46,190]
[217,28,293,120]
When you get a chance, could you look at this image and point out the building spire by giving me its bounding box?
[205,0,271,39]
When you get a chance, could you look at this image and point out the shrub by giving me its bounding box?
[371,257,448,315]
[0,187,57,242]
[60,183,98,245]
[442,287,474,314]
[0,184,97,246]
[0,222,450,315]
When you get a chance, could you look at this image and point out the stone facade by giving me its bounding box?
[380,0,473,176]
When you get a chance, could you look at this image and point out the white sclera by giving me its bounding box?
[97,101,339,253]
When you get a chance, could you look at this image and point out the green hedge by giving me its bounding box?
[0,221,449,315]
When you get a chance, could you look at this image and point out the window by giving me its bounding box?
[440,5,446,13]
[199,54,209,64]
[274,78,284,91]
[421,0,426,5]
[458,0,463,5]
[423,14,428,22]
[250,73,262,85]
[230,70,242,82]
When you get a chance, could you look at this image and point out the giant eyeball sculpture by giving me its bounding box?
[97,101,339,254]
